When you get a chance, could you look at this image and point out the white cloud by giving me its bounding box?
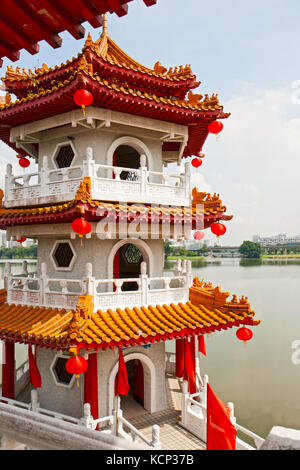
[190,171,212,193]
[202,84,300,244]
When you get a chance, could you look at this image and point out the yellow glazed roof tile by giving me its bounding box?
[0,282,259,350]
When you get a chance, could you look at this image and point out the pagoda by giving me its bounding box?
[0,18,259,430]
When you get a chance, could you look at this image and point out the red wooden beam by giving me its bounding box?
[143,0,157,5]
[31,0,86,40]
[13,0,63,49]
[0,1,157,64]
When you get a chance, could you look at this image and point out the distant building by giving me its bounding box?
[253,233,300,246]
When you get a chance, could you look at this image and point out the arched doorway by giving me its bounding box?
[113,145,141,181]
[113,243,144,291]
[120,359,145,417]
[108,352,156,416]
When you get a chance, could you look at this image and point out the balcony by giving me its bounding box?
[4,148,191,208]
[4,261,192,312]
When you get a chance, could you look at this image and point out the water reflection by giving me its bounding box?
[165,256,300,439]
[239,258,262,267]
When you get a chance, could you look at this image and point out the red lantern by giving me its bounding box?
[19,157,30,168]
[191,158,203,168]
[208,121,223,135]
[236,327,253,349]
[72,217,92,246]
[73,89,93,116]
[194,231,205,241]
[65,354,88,387]
[211,222,226,238]
[17,238,27,244]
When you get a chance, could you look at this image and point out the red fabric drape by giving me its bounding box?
[112,150,117,179]
[175,338,185,378]
[84,353,99,421]
[28,344,42,388]
[133,360,144,405]
[115,348,129,396]
[184,338,196,395]
[2,341,15,399]
[206,383,237,450]
[198,334,206,356]
[113,249,119,293]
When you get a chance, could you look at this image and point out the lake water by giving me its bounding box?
[165,257,300,439]
[1,258,300,439]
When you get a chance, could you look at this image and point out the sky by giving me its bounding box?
[0,0,300,245]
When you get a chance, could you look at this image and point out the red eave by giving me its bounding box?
[0,1,157,67]
[0,73,226,157]
[0,202,231,230]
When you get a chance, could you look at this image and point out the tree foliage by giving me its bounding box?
[239,241,262,259]
[0,245,37,259]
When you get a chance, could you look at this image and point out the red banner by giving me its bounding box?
[206,383,236,450]
[115,348,129,396]
[28,344,42,388]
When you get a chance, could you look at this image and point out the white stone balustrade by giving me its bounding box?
[4,148,191,208]
[180,375,265,450]
[5,260,193,312]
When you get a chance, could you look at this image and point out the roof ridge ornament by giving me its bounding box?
[101,13,108,38]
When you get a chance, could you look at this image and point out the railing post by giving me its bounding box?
[40,262,48,306]
[112,395,121,436]
[22,260,28,276]
[5,163,13,203]
[4,261,11,294]
[83,147,95,193]
[30,389,40,413]
[181,380,189,428]
[184,161,191,202]
[151,424,162,449]
[40,156,49,197]
[83,262,96,306]
[79,403,96,430]
[186,260,193,298]
[140,154,147,199]
[227,402,237,426]
[139,261,148,305]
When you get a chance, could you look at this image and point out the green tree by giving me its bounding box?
[239,241,262,259]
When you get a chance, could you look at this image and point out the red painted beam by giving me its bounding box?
[107,0,129,17]
[70,0,104,28]
[143,0,157,5]
[31,0,86,40]
[0,1,157,64]
[12,0,63,49]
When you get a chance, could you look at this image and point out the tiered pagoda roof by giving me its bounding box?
[0,280,259,351]
[0,28,229,158]
[0,179,233,230]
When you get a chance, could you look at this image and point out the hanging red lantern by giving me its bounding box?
[17,237,27,244]
[194,231,205,241]
[72,217,92,246]
[65,354,88,387]
[236,327,253,349]
[211,222,226,238]
[191,158,203,168]
[73,89,93,117]
[19,157,30,168]
[208,121,223,135]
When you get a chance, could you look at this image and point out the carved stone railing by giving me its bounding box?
[0,391,159,450]
[5,260,193,312]
[4,148,191,208]
[180,375,265,450]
